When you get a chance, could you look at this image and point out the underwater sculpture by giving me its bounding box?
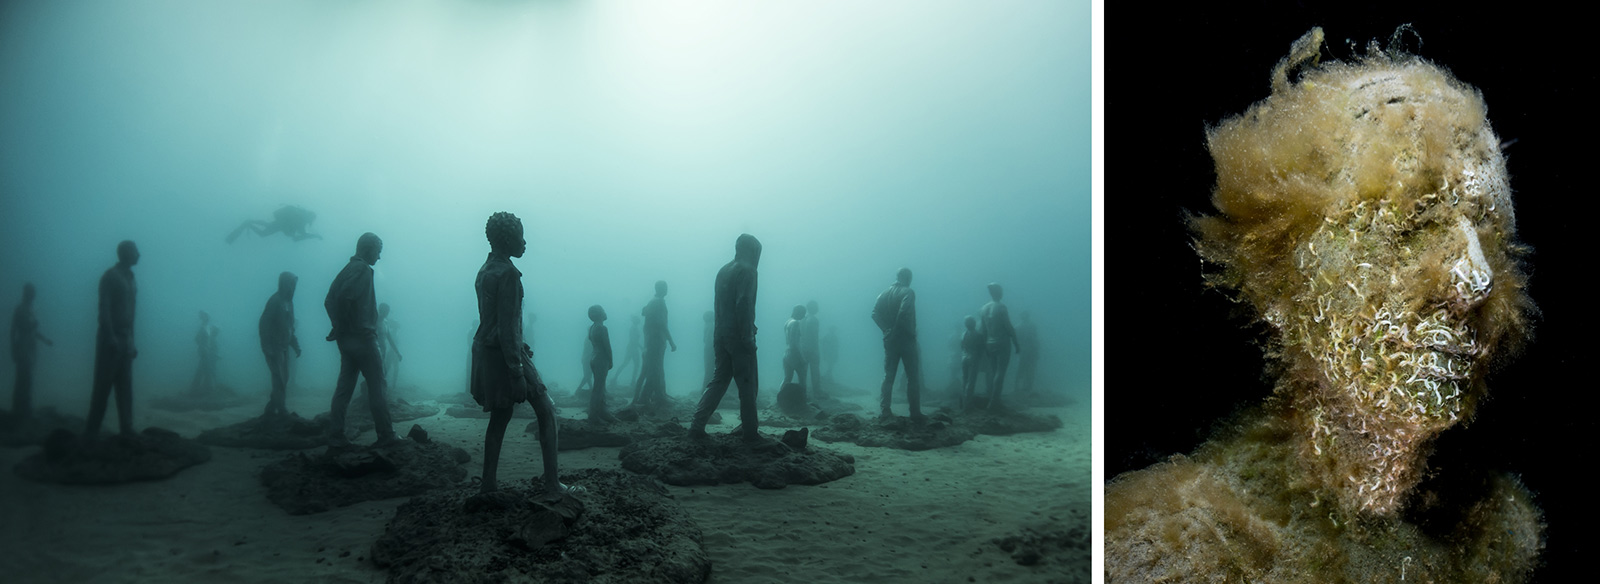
[618,315,642,384]
[800,300,823,396]
[632,280,677,410]
[821,325,838,384]
[977,283,1020,410]
[260,272,302,417]
[1105,29,1542,581]
[587,304,619,423]
[10,283,53,417]
[701,309,714,387]
[376,303,403,390]
[471,211,574,498]
[872,267,922,420]
[189,311,219,396]
[781,305,808,390]
[226,204,322,243]
[85,240,139,439]
[323,232,398,446]
[960,315,985,408]
[689,233,763,441]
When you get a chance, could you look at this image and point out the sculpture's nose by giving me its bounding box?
[1450,216,1493,311]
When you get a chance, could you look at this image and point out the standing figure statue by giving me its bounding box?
[471,212,574,497]
[10,283,54,418]
[617,315,642,385]
[189,311,219,395]
[821,325,839,386]
[871,268,922,420]
[323,232,398,447]
[586,305,618,423]
[576,335,595,393]
[689,234,762,441]
[85,241,140,439]
[632,281,677,410]
[960,316,985,409]
[977,283,1021,410]
[701,310,715,388]
[799,300,823,397]
[782,305,808,392]
[376,303,403,393]
[259,272,301,417]
[1015,311,1040,396]
[226,205,322,243]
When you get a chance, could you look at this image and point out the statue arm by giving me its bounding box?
[495,272,524,372]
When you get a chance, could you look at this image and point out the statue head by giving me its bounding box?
[896,268,913,285]
[199,311,210,324]
[485,212,525,258]
[1191,29,1534,515]
[655,280,669,297]
[117,240,140,266]
[791,305,806,320]
[734,233,762,266]
[589,304,607,323]
[965,315,977,331]
[987,282,1004,301]
[806,300,819,316]
[355,232,383,265]
[379,303,391,318]
[278,271,298,297]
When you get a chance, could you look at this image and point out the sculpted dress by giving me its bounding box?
[471,254,541,411]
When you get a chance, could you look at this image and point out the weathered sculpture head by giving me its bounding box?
[655,280,669,297]
[379,303,391,318]
[791,305,806,320]
[199,311,210,324]
[807,300,819,316]
[117,240,140,266]
[1191,28,1534,515]
[589,305,606,323]
[485,212,524,258]
[987,283,1004,301]
[965,315,977,331]
[734,233,762,267]
[356,232,383,265]
[278,271,298,298]
[896,268,912,286]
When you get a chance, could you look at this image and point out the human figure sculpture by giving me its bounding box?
[471,212,573,497]
[377,303,403,391]
[323,232,398,446]
[576,335,595,392]
[782,305,808,392]
[586,305,618,423]
[1016,311,1040,396]
[799,300,823,397]
[189,311,218,395]
[960,316,985,408]
[259,272,301,417]
[632,281,677,410]
[10,283,54,418]
[85,241,140,439]
[701,310,714,387]
[689,234,762,441]
[821,326,839,384]
[226,205,322,243]
[977,283,1021,410]
[1106,30,1543,580]
[617,315,642,384]
[872,268,922,420]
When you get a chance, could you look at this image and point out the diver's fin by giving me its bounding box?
[226,223,248,244]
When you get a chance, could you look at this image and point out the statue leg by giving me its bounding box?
[264,350,287,416]
[732,344,760,440]
[85,347,114,438]
[588,364,611,421]
[988,350,1010,410]
[327,342,361,444]
[879,340,901,417]
[113,355,135,436]
[903,341,923,419]
[13,356,33,418]
[690,343,733,437]
[356,339,396,442]
[480,407,511,493]
[528,389,562,495]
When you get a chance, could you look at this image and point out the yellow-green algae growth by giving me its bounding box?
[1106,28,1542,582]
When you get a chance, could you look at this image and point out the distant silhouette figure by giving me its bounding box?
[471,212,573,498]
[617,315,642,385]
[259,272,302,417]
[800,300,823,396]
[587,305,618,423]
[872,268,922,420]
[10,283,54,418]
[324,232,397,446]
[189,311,219,395]
[227,205,322,243]
[960,316,985,408]
[690,234,762,441]
[782,305,808,394]
[701,310,715,387]
[1016,311,1040,396]
[821,326,839,384]
[632,281,677,410]
[576,335,595,392]
[375,303,403,392]
[978,283,1021,410]
[85,241,140,439]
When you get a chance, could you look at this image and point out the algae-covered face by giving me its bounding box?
[1196,36,1532,514]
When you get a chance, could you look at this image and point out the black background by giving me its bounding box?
[1105,3,1591,581]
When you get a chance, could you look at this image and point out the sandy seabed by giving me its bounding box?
[0,388,1087,584]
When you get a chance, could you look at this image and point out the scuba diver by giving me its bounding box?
[227,205,323,243]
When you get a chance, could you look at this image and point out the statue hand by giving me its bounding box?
[670,341,677,352]
[326,331,337,342]
[294,347,302,358]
